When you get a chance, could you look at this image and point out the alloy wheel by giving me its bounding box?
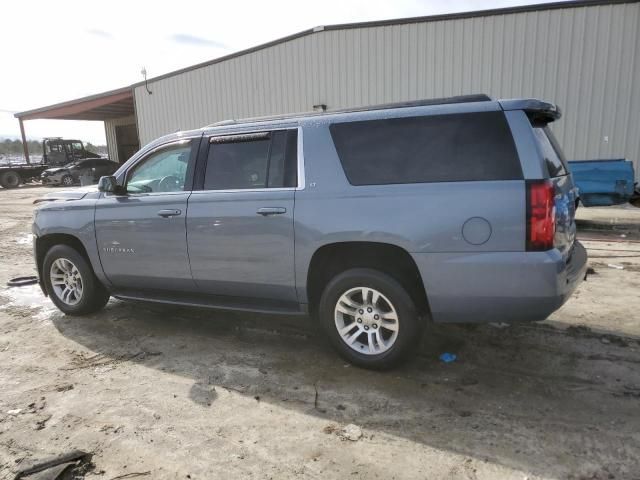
[49,258,84,306]
[334,286,399,355]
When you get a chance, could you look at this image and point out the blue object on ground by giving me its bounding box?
[439,352,457,363]
[569,159,636,207]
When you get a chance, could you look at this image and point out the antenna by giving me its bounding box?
[141,67,153,95]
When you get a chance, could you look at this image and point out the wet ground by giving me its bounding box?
[1,185,639,480]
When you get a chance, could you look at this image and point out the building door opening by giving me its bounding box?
[115,124,140,164]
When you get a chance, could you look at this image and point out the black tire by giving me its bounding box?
[60,175,75,187]
[0,170,22,189]
[42,244,110,315]
[318,268,422,369]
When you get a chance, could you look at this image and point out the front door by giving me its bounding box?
[95,138,199,291]
[187,129,299,302]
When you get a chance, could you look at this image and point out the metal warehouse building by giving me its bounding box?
[15,0,640,177]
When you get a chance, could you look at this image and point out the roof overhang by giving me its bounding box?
[15,87,134,121]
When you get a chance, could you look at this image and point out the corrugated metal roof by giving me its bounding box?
[15,0,640,120]
[131,0,638,86]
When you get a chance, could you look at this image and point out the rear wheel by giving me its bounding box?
[43,245,110,315]
[0,170,21,189]
[318,268,422,369]
[61,175,75,187]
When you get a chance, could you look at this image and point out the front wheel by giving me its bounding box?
[318,268,423,369]
[43,245,110,315]
[60,175,75,187]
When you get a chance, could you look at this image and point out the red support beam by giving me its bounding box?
[18,118,30,164]
[18,91,133,121]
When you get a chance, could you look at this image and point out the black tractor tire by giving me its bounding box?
[0,170,22,189]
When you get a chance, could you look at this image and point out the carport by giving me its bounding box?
[14,86,139,164]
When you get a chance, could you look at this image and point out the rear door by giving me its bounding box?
[532,126,578,259]
[186,128,299,302]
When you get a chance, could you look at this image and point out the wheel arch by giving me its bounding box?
[35,233,93,295]
[305,241,430,318]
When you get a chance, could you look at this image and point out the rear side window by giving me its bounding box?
[204,130,297,190]
[533,126,568,177]
[329,111,521,185]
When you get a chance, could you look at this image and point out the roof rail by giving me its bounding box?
[205,94,492,128]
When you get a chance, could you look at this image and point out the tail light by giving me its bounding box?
[526,180,556,251]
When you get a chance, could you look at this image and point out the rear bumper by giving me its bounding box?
[412,241,588,323]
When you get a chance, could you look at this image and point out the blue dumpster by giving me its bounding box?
[569,159,636,207]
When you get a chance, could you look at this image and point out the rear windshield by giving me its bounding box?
[533,126,569,177]
[329,111,522,186]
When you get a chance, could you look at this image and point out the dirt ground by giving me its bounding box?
[1,185,639,480]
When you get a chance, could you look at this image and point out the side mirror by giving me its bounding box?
[98,176,125,195]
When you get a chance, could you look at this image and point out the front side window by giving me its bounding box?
[204,130,297,190]
[126,142,192,193]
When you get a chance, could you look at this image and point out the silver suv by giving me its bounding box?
[32,95,587,369]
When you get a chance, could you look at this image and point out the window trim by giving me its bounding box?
[118,138,199,197]
[195,126,304,193]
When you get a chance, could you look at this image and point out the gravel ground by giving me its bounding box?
[0,185,639,480]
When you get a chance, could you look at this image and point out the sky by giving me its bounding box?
[0,0,566,144]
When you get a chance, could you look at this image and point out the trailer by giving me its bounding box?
[0,138,103,189]
[0,161,48,188]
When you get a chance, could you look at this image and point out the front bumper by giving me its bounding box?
[31,229,47,295]
[41,176,62,185]
[412,241,588,323]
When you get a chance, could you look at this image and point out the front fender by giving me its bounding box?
[33,198,109,287]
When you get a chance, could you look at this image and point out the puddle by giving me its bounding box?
[0,284,57,320]
[16,233,33,245]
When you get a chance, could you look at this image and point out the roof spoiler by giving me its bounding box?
[498,98,561,124]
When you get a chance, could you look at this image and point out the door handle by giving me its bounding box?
[257,207,286,216]
[157,209,182,218]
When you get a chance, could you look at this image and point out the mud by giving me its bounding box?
[1,186,639,480]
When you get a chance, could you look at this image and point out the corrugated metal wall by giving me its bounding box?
[104,115,136,164]
[134,1,640,176]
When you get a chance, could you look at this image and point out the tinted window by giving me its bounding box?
[69,159,92,168]
[204,130,297,190]
[83,159,100,168]
[127,142,192,193]
[533,126,568,177]
[329,111,521,185]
